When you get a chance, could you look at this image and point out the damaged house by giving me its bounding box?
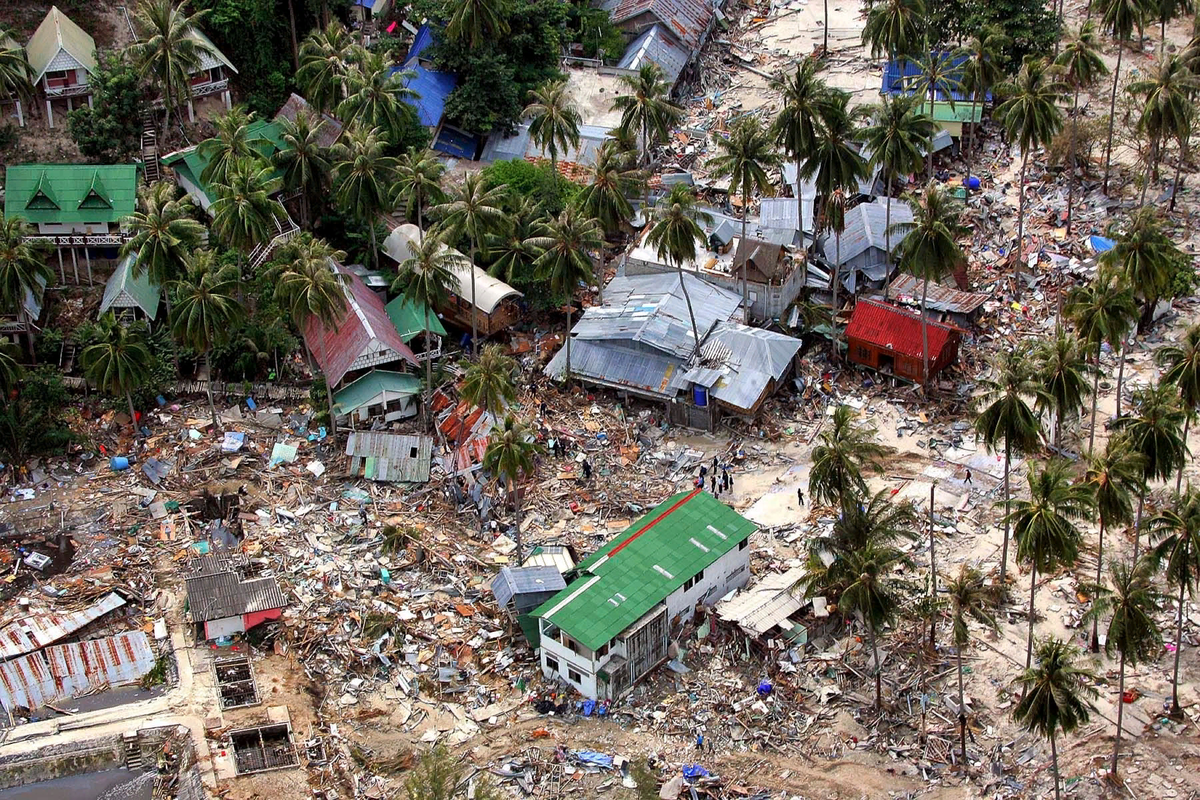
[817,198,914,295]
[544,273,801,429]
[184,553,287,641]
[534,489,755,700]
[845,298,963,385]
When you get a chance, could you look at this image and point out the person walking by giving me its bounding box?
[963,468,973,486]
[797,486,805,506]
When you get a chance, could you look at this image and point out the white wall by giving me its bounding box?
[35,221,113,235]
[204,615,244,640]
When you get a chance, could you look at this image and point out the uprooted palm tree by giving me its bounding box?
[809,404,887,507]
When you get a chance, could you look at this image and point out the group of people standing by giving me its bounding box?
[696,456,734,497]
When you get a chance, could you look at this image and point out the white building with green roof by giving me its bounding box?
[25,6,96,129]
[99,254,160,323]
[534,489,755,699]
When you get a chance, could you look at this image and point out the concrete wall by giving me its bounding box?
[0,738,123,790]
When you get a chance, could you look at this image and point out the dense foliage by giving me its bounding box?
[67,53,145,161]
[925,0,1060,74]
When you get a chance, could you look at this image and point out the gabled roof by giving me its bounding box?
[187,28,237,74]
[818,198,914,266]
[733,237,788,282]
[162,118,285,208]
[303,264,418,387]
[845,298,959,362]
[274,93,343,148]
[611,0,713,52]
[382,224,522,315]
[884,274,987,316]
[617,23,688,86]
[393,61,456,128]
[385,294,448,342]
[99,254,161,319]
[26,6,96,83]
[333,370,421,415]
[3,164,138,225]
[882,52,991,104]
[534,490,755,651]
[699,322,802,413]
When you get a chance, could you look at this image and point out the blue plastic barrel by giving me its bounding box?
[110,456,130,471]
[964,176,981,190]
[693,385,708,407]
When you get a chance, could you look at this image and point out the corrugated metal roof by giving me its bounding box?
[303,264,418,388]
[544,339,685,397]
[385,294,448,342]
[534,490,755,651]
[3,165,138,226]
[702,322,801,413]
[393,60,456,128]
[333,370,421,416]
[884,274,987,315]
[25,6,96,83]
[344,431,432,482]
[99,254,160,319]
[782,160,879,199]
[382,225,522,315]
[274,94,343,148]
[844,298,957,361]
[0,592,126,660]
[491,566,567,610]
[716,566,807,636]
[612,0,714,51]
[188,28,237,74]
[617,23,688,85]
[758,196,815,236]
[185,572,286,622]
[480,123,611,168]
[0,631,155,713]
[817,198,914,266]
[881,52,990,104]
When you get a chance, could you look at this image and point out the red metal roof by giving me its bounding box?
[845,299,958,361]
[303,265,418,387]
[612,0,713,50]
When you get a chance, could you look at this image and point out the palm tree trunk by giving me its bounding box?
[1141,135,1157,205]
[867,616,882,709]
[1176,415,1190,493]
[1025,564,1038,672]
[565,305,573,380]
[882,173,893,300]
[921,274,930,391]
[822,0,829,53]
[928,88,936,182]
[126,390,138,435]
[510,477,522,565]
[1000,439,1011,586]
[1111,650,1127,778]
[1103,46,1124,195]
[424,309,434,434]
[1015,150,1029,297]
[369,220,378,270]
[966,92,979,196]
[1067,85,1080,236]
[206,351,218,429]
[1051,731,1062,800]
[957,640,968,765]
[1133,487,1145,559]
[1171,579,1185,714]
[928,482,937,648]
[1170,146,1185,211]
[1089,341,1102,456]
[831,232,841,362]
[741,186,750,323]
[1116,339,1128,420]
[1092,516,1105,652]
[287,0,300,72]
[676,262,701,356]
[469,243,479,353]
[796,155,806,259]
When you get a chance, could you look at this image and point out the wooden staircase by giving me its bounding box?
[248,211,301,270]
[141,112,162,186]
[124,731,144,770]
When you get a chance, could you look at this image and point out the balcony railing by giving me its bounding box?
[150,78,230,109]
[43,83,91,99]
[28,233,130,247]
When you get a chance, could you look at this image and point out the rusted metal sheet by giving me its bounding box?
[0,631,155,713]
[0,592,126,660]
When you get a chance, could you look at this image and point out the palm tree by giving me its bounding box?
[862,94,935,298]
[210,159,286,257]
[332,126,398,269]
[801,91,868,259]
[646,184,713,354]
[0,214,53,356]
[1149,488,1200,714]
[709,118,780,320]
[1035,326,1092,448]
[1129,55,1200,202]
[198,106,258,188]
[575,140,640,237]
[1157,324,1200,492]
[995,57,1065,292]
[961,26,1010,193]
[612,63,683,170]
[1084,557,1163,779]
[487,197,542,286]
[392,233,460,413]
[1113,383,1189,556]
[1155,0,1194,43]
[338,52,418,137]
[433,173,509,349]
[129,0,213,131]
[483,415,540,563]
[524,79,582,194]
[1084,436,1145,650]
[861,0,926,78]
[905,51,964,180]
[297,22,361,113]
[1102,207,1182,335]
[838,541,910,708]
[81,315,155,432]
[1099,0,1153,193]
[461,343,518,421]
[823,187,847,359]
[171,249,243,427]
[528,208,602,378]
[0,26,34,119]
[974,346,1047,587]
[1054,23,1109,235]
[445,0,510,47]
[769,57,835,253]
[273,110,332,227]
[892,183,963,388]
[808,404,886,506]
[945,565,999,764]
[121,181,206,321]
[1066,267,1138,453]
[394,149,445,242]
[802,489,918,594]
[1012,639,1098,800]
[0,341,23,398]
[1008,459,1092,671]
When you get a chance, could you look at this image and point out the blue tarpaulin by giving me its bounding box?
[682,765,710,779]
[434,125,478,159]
[571,751,614,769]
[1089,235,1116,253]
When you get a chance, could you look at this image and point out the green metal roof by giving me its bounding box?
[534,490,755,651]
[332,370,421,415]
[385,295,447,342]
[921,101,982,124]
[162,120,284,206]
[3,164,138,225]
[99,254,161,319]
[25,6,96,83]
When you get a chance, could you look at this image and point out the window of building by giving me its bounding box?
[597,643,609,658]
[568,668,582,683]
[738,538,748,550]
[546,656,559,672]
[856,346,871,360]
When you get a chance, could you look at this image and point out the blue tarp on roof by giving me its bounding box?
[391,61,456,127]
[881,52,991,103]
